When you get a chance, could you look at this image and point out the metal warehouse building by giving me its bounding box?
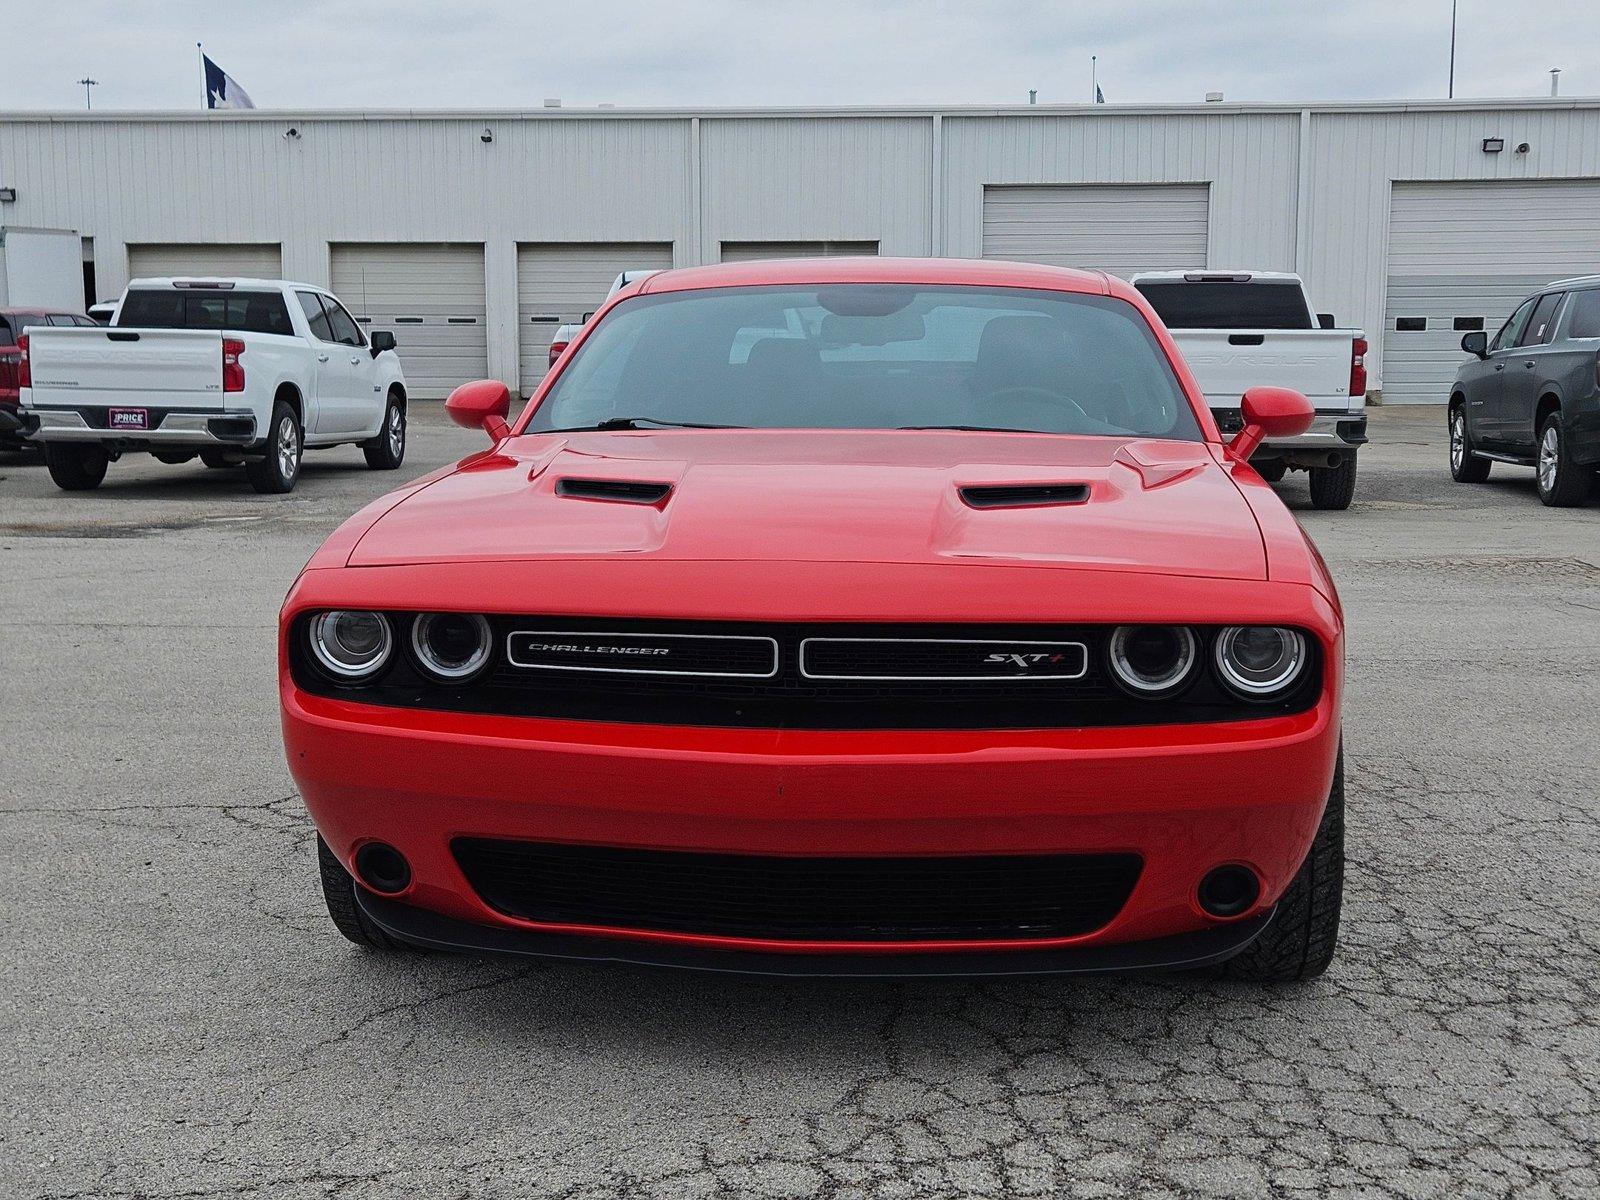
[2,98,1599,401]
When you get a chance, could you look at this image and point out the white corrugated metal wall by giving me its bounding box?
[979,184,1210,277]
[2,102,1597,400]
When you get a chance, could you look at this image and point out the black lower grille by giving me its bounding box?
[452,839,1143,942]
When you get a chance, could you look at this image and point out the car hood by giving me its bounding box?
[347,430,1266,580]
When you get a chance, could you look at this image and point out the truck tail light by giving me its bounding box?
[16,334,30,389]
[548,339,569,368]
[222,337,246,393]
[1349,337,1367,399]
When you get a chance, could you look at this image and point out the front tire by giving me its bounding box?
[245,401,302,494]
[1308,452,1357,510]
[43,443,109,491]
[1216,750,1344,983]
[1449,403,1491,483]
[362,392,406,470]
[316,836,412,951]
[1535,410,1591,507]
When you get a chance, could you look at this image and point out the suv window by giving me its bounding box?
[1565,289,1600,339]
[117,289,295,336]
[1133,280,1313,330]
[295,291,334,342]
[1517,293,1563,347]
[322,296,365,347]
[1490,298,1536,352]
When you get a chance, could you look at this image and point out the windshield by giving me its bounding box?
[1135,280,1313,330]
[525,285,1202,440]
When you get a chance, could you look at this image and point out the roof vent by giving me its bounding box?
[959,484,1090,509]
[555,477,672,504]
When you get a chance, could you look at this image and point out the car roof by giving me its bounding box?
[125,277,321,291]
[0,306,82,317]
[1541,274,1600,291]
[636,256,1118,298]
[1127,269,1304,284]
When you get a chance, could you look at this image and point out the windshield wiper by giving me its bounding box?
[541,416,748,433]
[896,424,1036,433]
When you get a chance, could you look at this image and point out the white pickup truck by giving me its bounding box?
[17,277,407,493]
[1130,270,1367,510]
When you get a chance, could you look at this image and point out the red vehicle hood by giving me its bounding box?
[347,430,1266,580]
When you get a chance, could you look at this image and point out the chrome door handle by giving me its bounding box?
[1524,360,1536,368]
[1494,362,1504,371]
[316,353,329,362]
[350,356,361,365]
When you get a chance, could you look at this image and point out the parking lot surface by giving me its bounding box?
[2,406,1596,1199]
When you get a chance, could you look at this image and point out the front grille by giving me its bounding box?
[289,615,1323,729]
[452,839,1143,942]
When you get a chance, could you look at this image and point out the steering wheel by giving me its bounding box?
[982,385,1088,430]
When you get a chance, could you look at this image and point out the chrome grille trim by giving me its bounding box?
[798,637,1091,682]
[504,630,780,679]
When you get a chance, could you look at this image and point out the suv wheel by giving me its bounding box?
[44,443,109,491]
[316,836,413,951]
[362,392,406,470]
[1308,452,1358,510]
[245,401,302,494]
[1216,749,1345,983]
[1449,404,1491,483]
[1535,410,1591,507]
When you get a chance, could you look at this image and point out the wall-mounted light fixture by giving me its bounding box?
[1515,141,1531,154]
[1481,137,1505,153]
[283,126,301,140]
[480,127,493,144]
[0,186,16,202]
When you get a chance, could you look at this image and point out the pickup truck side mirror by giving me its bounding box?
[1316,313,1335,329]
[1228,386,1315,462]
[369,330,396,356]
[1460,330,1488,359]
[446,379,512,443]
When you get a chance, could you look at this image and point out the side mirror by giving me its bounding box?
[1460,330,1488,359]
[446,379,512,443]
[1316,313,1335,329]
[1228,385,1314,462]
[369,330,396,356]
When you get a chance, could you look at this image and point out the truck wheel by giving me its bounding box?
[1308,452,1357,510]
[316,836,413,951]
[44,443,109,491]
[1535,410,1592,508]
[1449,404,1491,483]
[1216,749,1344,983]
[245,402,302,494]
[362,393,406,471]
[1254,460,1287,483]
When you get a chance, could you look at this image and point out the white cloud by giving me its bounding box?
[3,0,1591,111]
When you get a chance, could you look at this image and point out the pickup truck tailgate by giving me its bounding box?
[1170,330,1355,408]
[21,327,228,410]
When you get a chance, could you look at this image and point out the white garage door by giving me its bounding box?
[516,242,674,394]
[126,243,282,280]
[981,185,1210,279]
[331,243,487,400]
[719,240,879,262]
[1383,180,1600,404]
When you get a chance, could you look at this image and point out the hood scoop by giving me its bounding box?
[555,477,673,505]
[959,483,1090,510]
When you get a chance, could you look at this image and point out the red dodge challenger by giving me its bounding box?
[280,257,1344,981]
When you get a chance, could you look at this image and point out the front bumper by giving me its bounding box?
[285,685,1341,964]
[21,407,257,447]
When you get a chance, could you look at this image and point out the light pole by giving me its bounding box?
[78,77,98,110]
[1447,0,1457,98]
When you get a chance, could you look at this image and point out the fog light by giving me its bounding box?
[1198,864,1260,918]
[354,842,411,894]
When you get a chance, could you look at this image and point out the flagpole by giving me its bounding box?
[1091,56,1097,104]
[197,42,206,109]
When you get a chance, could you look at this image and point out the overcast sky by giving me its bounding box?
[3,0,1592,111]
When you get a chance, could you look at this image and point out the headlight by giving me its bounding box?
[309,611,393,680]
[1214,626,1307,699]
[410,612,492,681]
[1107,625,1199,696]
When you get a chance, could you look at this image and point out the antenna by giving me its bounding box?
[78,77,98,110]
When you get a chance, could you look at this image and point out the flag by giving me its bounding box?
[203,54,255,110]
[1095,85,1105,104]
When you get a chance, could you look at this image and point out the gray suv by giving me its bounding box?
[1449,278,1600,506]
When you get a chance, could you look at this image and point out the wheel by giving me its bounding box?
[200,449,239,469]
[1308,452,1358,510]
[1254,460,1287,483]
[362,392,406,470]
[1449,403,1491,483]
[1217,749,1344,983]
[245,401,302,494]
[43,443,109,491]
[1535,410,1591,507]
[316,835,413,951]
